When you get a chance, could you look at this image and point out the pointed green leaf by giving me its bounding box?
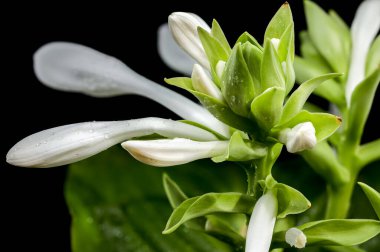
[264,2,293,42]
[221,43,255,117]
[282,73,341,122]
[272,110,341,142]
[274,183,311,218]
[283,52,295,95]
[261,39,285,91]
[235,32,263,50]
[165,77,193,90]
[304,0,349,74]
[277,23,294,62]
[163,193,254,234]
[205,214,246,246]
[346,68,380,145]
[299,31,331,69]
[357,138,380,168]
[212,131,267,163]
[328,9,351,65]
[358,182,380,219]
[251,87,285,130]
[366,36,380,77]
[242,42,263,93]
[211,19,231,55]
[163,173,188,209]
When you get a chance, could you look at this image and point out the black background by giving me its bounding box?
[2,0,376,251]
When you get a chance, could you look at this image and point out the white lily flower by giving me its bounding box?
[245,191,278,252]
[279,122,317,153]
[157,23,195,75]
[6,118,217,168]
[168,12,211,70]
[345,0,380,105]
[285,227,307,248]
[122,138,228,167]
[192,64,224,101]
[34,42,230,137]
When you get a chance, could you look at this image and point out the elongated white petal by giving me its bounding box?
[285,228,307,248]
[279,122,317,153]
[6,118,218,168]
[345,0,380,105]
[192,64,223,100]
[216,60,226,80]
[168,12,210,69]
[34,42,230,137]
[122,138,228,167]
[245,191,278,252]
[157,24,195,75]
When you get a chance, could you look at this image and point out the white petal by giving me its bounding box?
[6,118,218,168]
[157,23,195,75]
[192,64,224,100]
[245,191,278,252]
[168,12,210,69]
[345,0,380,105]
[34,42,230,137]
[216,60,226,80]
[280,122,317,153]
[122,138,228,167]
[285,228,307,248]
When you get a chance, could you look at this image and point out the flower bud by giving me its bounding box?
[168,12,211,69]
[192,64,223,101]
[216,60,226,79]
[280,122,317,153]
[285,227,307,248]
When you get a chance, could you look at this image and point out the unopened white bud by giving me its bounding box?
[270,38,280,51]
[168,12,211,69]
[285,228,307,248]
[280,122,317,153]
[216,60,226,79]
[192,64,223,101]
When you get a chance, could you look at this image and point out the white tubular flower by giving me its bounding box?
[34,42,230,137]
[6,118,217,168]
[121,138,228,167]
[168,12,211,70]
[285,227,307,248]
[245,191,278,252]
[192,64,224,101]
[279,122,317,153]
[216,60,226,80]
[345,0,380,105]
[157,23,195,75]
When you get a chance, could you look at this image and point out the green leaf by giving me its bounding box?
[272,110,341,142]
[264,2,293,42]
[205,214,246,246]
[221,43,255,117]
[235,32,263,50]
[242,42,263,94]
[366,36,380,77]
[358,182,380,219]
[212,131,267,163]
[346,68,380,145]
[261,39,285,91]
[277,23,294,62]
[281,73,341,122]
[211,19,231,55]
[275,183,311,218]
[294,56,345,106]
[163,192,254,234]
[299,31,331,69]
[250,87,285,130]
[304,0,349,74]
[163,173,188,209]
[357,138,380,168]
[283,50,296,95]
[65,147,246,252]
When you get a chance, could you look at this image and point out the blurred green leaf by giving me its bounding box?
[275,183,311,218]
[65,147,247,252]
[366,36,380,77]
[358,182,380,219]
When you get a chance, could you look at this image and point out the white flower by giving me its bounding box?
[191,64,223,101]
[245,191,278,252]
[345,0,380,105]
[279,122,317,153]
[168,12,211,70]
[6,118,218,168]
[122,138,228,167]
[285,227,307,248]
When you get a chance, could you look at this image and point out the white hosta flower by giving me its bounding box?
[192,64,223,101]
[216,60,226,80]
[34,42,230,137]
[122,138,228,167]
[245,191,278,252]
[285,227,307,248]
[157,23,195,75]
[6,118,217,168]
[345,0,380,105]
[279,122,317,153]
[168,12,211,70]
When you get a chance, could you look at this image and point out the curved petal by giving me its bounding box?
[345,0,380,105]
[6,118,218,168]
[245,191,278,252]
[122,138,228,167]
[34,42,230,137]
[157,23,195,75]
